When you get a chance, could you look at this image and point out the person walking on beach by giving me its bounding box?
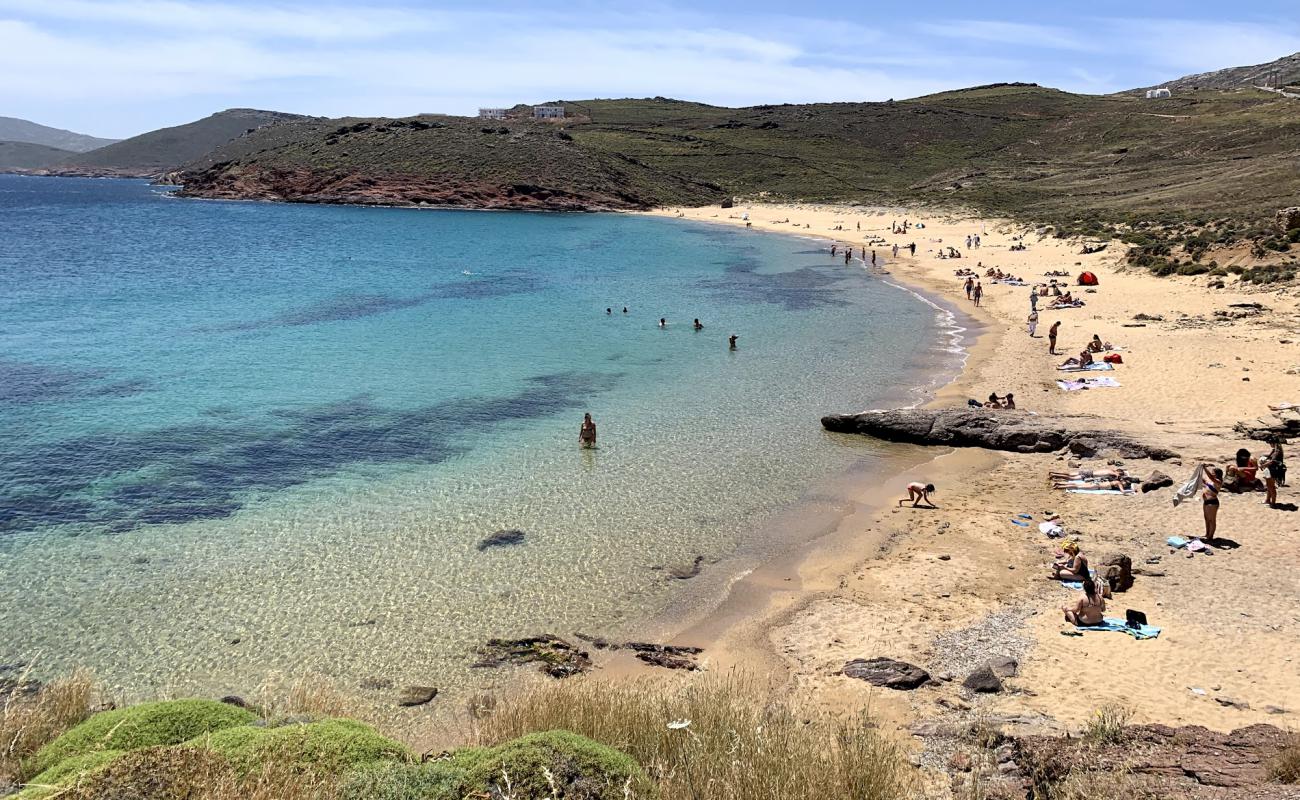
[579,413,597,449]
[892,243,899,258]
[1028,310,1039,337]
[1030,287,1038,312]
[1048,321,1061,354]
[909,242,916,256]
[964,276,974,300]
[871,249,877,266]
[728,334,738,350]
[972,280,983,307]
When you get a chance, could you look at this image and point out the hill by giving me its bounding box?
[177,85,1300,221]
[1139,50,1300,94]
[0,140,75,170]
[52,108,307,178]
[0,116,116,152]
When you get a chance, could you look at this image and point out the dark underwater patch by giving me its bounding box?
[0,371,608,536]
[210,271,544,332]
[698,259,856,311]
[0,360,151,405]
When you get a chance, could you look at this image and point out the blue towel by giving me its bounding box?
[1056,362,1115,372]
[1166,536,1188,549]
[1076,618,1161,640]
[1010,518,1029,526]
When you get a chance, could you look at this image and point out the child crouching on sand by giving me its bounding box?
[898,482,936,508]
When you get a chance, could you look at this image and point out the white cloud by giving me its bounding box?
[917,19,1096,51]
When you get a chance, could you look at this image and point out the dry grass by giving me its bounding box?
[1082,704,1132,746]
[0,666,97,781]
[1043,765,1156,800]
[254,673,360,721]
[473,670,913,800]
[1270,732,1300,784]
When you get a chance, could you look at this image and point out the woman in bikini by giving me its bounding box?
[1202,464,1223,542]
[897,482,937,508]
[1062,576,1106,627]
[579,413,597,449]
[1051,541,1089,581]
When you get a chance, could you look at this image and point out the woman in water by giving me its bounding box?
[897,482,936,508]
[579,413,597,449]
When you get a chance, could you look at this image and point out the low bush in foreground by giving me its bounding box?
[189,718,411,775]
[1271,733,1300,784]
[0,669,97,781]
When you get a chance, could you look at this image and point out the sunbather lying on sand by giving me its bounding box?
[1052,478,1133,491]
[1058,349,1094,368]
[1049,468,1126,481]
[1062,576,1106,626]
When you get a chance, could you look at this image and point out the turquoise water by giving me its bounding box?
[0,176,962,699]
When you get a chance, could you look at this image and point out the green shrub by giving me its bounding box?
[17,750,124,799]
[190,718,410,775]
[30,700,255,775]
[464,730,652,799]
[339,750,488,800]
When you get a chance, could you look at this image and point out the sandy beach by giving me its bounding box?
[621,202,1300,777]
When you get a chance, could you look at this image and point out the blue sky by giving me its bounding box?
[2,0,1298,138]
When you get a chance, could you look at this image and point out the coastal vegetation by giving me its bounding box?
[2,670,913,800]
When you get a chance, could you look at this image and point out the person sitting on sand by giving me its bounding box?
[1002,393,1016,410]
[1086,334,1106,353]
[1062,576,1106,627]
[897,482,937,508]
[1051,541,1090,581]
[984,392,1002,409]
[579,413,597,449]
[1223,448,1260,493]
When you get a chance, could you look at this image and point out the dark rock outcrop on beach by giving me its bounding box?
[472,634,592,678]
[821,408,1179,460]
[1010,723,1295,797]
[1235,416,1300,442]
[572,633,705,670]
[1142,470,1174,492]
[962,665,1003,693]
[842,657,931,690]
[397,685,439,707]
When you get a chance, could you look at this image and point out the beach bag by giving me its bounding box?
[1078,271,1099,286]
[1104,353,1123,364]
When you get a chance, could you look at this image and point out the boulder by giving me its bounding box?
[962,665,1003,693]
[1278,206,1300,232]
[472,634,592,678]
[625,642,703,671]
[477,529,526,551]
[988,656,1019,678]
[397,686,439,707]
[821,408,1177,460]
[1141,470,1173,493]
[1099,553,1134,593]
[842,657,931,690]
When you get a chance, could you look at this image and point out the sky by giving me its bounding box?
[3,0,1299,139]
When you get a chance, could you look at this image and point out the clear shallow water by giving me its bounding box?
[0,176,961,699]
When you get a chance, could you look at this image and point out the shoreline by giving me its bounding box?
[618,201,1300,751]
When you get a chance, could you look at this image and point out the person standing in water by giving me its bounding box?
[871,250,877,265]
[606,308,612,315]
[844,249,851,264]
[693,318,703,331]
[579,413,597,449]
[728,334,738,350]
[659,318,666,328]
[830,244,837,257]
[622,307,628,314]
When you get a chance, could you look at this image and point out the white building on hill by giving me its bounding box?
[1144,88,1171,99]
[478,108,508,120]
[533,105,565,119]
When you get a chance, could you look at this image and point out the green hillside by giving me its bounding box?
[176,85,1300,220]
[0,140,74,170]
[54,108,306,178]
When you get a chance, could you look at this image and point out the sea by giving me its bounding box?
[0,175,965,700]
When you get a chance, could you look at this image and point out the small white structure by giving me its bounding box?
[533,105,565,119]
[478,108,508,120]
[1144,88,1171,99]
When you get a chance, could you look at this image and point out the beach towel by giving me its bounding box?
[1056,362,1115,372]
[1076,618,1161,640]
[1065,488,1133,495]
[1010,518,1029,526]
[1172,465,1205,507]
[1166,536,1189,549]
[1039,520,1064,537]
[1057,377,1121,391]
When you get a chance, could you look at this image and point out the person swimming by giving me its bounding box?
[606,308,612,314]
[728,334,738,350]
[659,318,666,328]
[579,413,597,449]
[693,318,703,331]
[622,307,628,314]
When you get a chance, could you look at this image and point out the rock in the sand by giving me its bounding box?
[962,665,1003,693]
[1099,553,1133,593]
[1215,696,1250,711]
[473,634,592,678]
[625,642,704,671]
[1234,416,1300,443]
[667,555,704,580]
[398,685,439,707]
[987,656,1019,678]
[842,657,931,690]
[1141,470,1173,493]
[477,528,526,551]
[821,408,1177,460]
